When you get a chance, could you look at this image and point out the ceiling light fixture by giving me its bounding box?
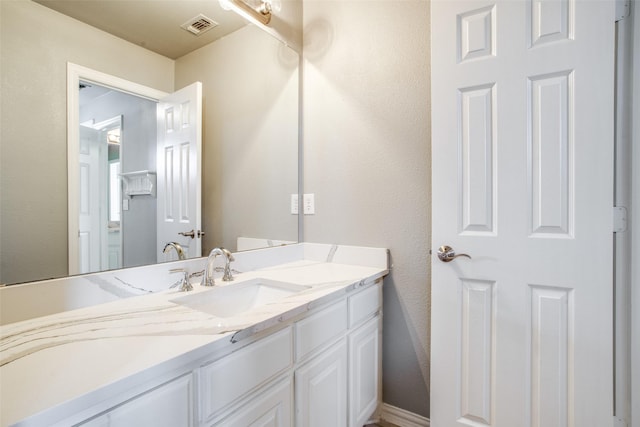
[219,0,274,25]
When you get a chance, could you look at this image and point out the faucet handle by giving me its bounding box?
[221,248,235,281]
[169,268,193,292]
[221,247,235,261]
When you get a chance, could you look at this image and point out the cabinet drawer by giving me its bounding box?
[79,374,194,427]
[212,377,292,427]
[200,326,293,421]
[295,299,347,360]
[348,282,381,328]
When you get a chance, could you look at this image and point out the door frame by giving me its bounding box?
[67,63,168,275]
[614,8,637,425]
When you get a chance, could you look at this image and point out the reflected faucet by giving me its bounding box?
[201,248,235,287]
[163,242,186,260]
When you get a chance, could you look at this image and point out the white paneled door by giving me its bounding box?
[431,0,615,426]
[78,125,104,274]
[157,82,203,262]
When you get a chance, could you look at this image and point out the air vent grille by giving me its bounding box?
[181,14,218,36]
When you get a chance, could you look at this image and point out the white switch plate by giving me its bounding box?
[122,199,129,211]
[303,193,315,215]
[291,194,299,215]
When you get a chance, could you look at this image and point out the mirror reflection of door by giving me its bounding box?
[78,80,158,273]
[156,82,203,263]
[78,116,122,274]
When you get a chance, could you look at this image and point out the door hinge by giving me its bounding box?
[613,416,628,427]
[615,0,630,21]
[613,206,628,233]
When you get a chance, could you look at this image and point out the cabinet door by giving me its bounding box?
[295,339,348,427]
[79,374,193,427]
[213,377,292,427]
[348,316,380,427]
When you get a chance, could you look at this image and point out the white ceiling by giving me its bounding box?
[33,0,249,59]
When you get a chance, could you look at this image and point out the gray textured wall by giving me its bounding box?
[302,0,432,417]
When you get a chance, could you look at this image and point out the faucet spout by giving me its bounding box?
[201,247,235,287]
[163,242,186,260]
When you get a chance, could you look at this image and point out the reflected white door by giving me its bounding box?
[78,125,104,274]
[157,82,203,261]
[431,1,615,426]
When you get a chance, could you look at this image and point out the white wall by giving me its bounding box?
[0,0,174,284]
[302,0,431,417]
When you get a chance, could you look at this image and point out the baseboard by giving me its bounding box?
[379,403,431,427]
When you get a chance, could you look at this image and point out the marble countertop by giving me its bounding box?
[0,244,388,427]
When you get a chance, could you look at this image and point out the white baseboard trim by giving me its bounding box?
[379,403,431,427]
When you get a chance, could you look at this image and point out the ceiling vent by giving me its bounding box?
[181,14,218,36]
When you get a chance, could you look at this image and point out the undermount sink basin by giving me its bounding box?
[170,278,310,318]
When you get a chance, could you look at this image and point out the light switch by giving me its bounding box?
[303,193,315,215]
[122,199,129,211]
[291,194,299,215]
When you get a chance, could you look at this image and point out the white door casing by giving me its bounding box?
[431,1,615,426]
[156,82,203,262]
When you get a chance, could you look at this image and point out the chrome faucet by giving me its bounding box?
[163,242,186,260]
[201,247,235,287]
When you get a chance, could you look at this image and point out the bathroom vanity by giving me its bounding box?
[0,244,388,427]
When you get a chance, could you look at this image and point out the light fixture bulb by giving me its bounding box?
[270,0,282,12]
[219,0,232,11]
[259,0,281,14]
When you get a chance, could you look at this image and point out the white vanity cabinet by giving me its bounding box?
[55,280,382,427]
[202,280,382,427]
[295,281,382,427]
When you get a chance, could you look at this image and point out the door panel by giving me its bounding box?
[431,0,615,426]
[157,82,202,261]
[78,126,103,274]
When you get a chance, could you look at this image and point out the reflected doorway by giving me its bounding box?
[78,114,122,273]
[77,80,158,274]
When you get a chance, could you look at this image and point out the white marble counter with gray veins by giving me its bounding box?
[0,243,389,427]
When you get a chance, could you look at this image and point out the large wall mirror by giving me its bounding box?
[0,0,301,285]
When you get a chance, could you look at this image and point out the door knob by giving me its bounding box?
[437,245,471,262]
[179,229,195,239]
